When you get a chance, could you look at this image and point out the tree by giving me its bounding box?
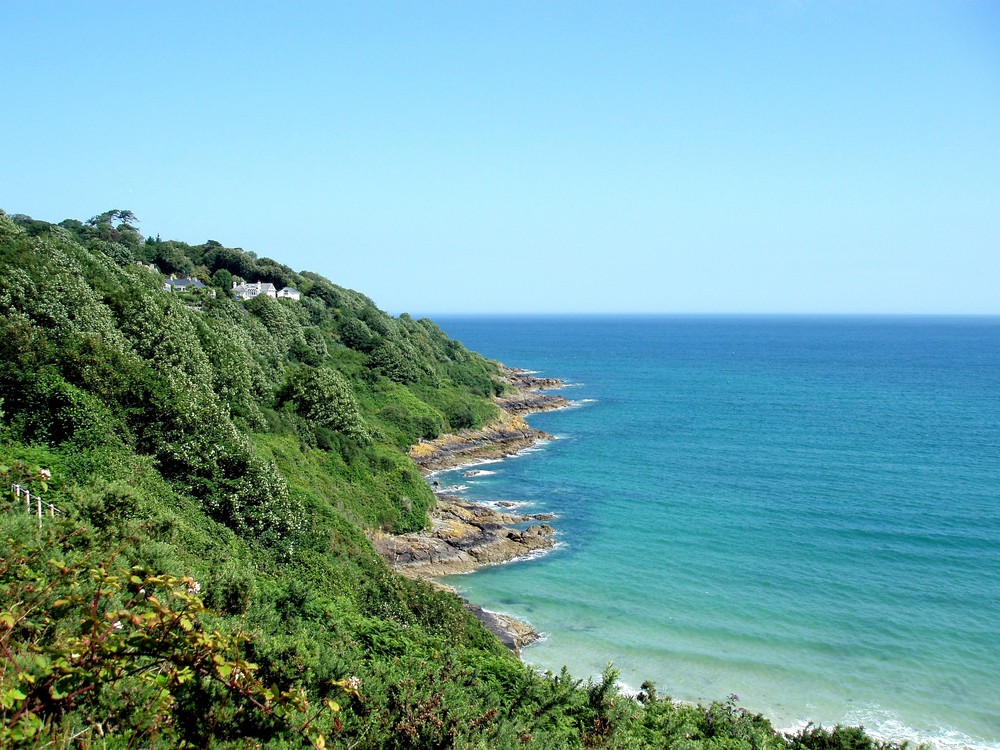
[283,366,369,441]
[254,258,295,289]
[340,317,376,352]
[87,209,138,229]
[368,340,421,384]
[203,246,256,279]
[84,210,142,248]
[154,242,194,275]
[211,268,233,292]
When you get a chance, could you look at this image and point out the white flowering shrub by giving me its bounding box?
[190,314,266,429]
[0,240,129,355]
[244,294,309,361]
[283,366,370,443]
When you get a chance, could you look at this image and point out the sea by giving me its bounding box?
[428,315,1000,750]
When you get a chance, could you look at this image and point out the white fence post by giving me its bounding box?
[8,483,60,525]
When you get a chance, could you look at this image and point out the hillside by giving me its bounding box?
[0,210,902,749]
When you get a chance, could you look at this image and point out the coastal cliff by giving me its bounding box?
[372,495,556,578]
[373,368,570,650]
[408,367,570,472]
[396,367,569,575]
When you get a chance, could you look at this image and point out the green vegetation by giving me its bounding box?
[0,210,909,749]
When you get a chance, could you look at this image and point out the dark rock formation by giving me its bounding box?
[408,367,570,473]
[496,368,570,416]
[410,420,548,473]
[464,603,541,655]
[379,366,568,653]
[372,496,556,577]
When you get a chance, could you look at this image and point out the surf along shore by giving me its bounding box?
[372,366,569,653]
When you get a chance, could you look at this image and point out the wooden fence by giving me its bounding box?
[10,483,64,526]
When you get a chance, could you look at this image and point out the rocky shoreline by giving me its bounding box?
[372,495,557,578]
[407,368,570,473]
[373,367,570,652]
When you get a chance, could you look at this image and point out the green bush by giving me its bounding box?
[281,365,370,442]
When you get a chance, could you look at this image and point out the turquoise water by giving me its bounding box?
[431,316,1000,750]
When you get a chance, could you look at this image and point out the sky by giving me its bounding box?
[2,1,998,315]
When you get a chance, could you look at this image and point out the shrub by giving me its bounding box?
[282,366,370,442]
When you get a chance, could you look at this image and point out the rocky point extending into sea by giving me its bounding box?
[371,367,569,653]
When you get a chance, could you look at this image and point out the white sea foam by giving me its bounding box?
[465,457,505,467]
[845,706,998,750]
[436,484,469,493]
[614,679,643,699]
[486,500,529,510]
[518,439,550,454]
[779,708,1000,750]
[480,606,538,634]
[440,541,565,579]
[463,469,497,477]
[426,454,517,479]
[523,634,551,655]
[778,720,813,737]
[502,540,566,566]
[482,540,566,571]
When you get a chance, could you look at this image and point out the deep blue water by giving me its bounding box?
[430,316,1000,750]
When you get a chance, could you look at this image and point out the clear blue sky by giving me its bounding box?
[3,1,998,315]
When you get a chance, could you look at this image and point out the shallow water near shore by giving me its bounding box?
[431,315,1000,750]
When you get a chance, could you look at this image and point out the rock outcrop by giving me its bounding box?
[378,366,568,653]
[408,367,570,473]
[464,603,541,654]
[372,496,556,577]
[497,368,568,416]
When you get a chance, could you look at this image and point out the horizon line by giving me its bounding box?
[400,311,1000,319]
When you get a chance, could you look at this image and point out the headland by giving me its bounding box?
[372,367,569,652]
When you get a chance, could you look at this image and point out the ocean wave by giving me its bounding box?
[508,539,566,564]
[520,439,551,453]
[487,500,529,510]
[465,457,505,467]
[780,708,1000,750]
[426,456,506,479]
[523,633,550,653]
[442,541,566,579]
[848,707,998,750]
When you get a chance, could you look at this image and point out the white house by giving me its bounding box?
[165,277,215,297]
[232,281,278,300]
[277,287,301,301]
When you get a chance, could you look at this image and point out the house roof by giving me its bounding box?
[166,277,206,290]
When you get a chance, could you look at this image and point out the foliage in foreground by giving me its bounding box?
[0,211,912,749]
